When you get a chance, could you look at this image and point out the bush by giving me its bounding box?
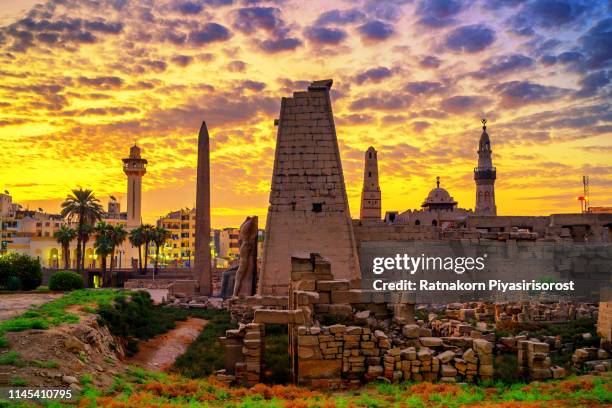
[49,271,84,291]
[6,276,22,291]
[0,253,42,290]
[97,290,203,355]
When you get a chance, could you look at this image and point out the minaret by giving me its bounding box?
[194,122,212,295]
[360,147,381,221]
[122,144,147,227]
[474,119,497,215]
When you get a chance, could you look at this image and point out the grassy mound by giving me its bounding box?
[0,289,125,347]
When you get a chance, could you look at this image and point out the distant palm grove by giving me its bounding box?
[53,187,169,287]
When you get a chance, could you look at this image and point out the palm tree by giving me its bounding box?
[141,224,156,274]
[60,188,103,272]
[80,223,94,270]
[94,226,114,287]
[129,227,145,273]
[152,226,170,278]
[54,225,76,269]
[109,224,127,272]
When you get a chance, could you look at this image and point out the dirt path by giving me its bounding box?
[127,318,207,371]
[0,292,62,320]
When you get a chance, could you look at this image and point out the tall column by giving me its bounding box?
[474,119,497,215]
[360,146,381,221]
[122,145,147,227]
[194,121,212,295]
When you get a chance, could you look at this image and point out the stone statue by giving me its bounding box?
[233,216,258,297]
[220,265,238,299]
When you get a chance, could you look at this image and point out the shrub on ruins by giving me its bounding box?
[0,253,42,291]
[49,271,84,291]
[173,310,234,378]
[97,290,193,354]
[262,324,291,384]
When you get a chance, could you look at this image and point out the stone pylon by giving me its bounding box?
[360,147,381,221]
[194,121,212,295]
[259,79,360,295]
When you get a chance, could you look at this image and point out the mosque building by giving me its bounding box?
[0,145,148,270]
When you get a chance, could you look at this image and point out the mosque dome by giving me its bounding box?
[421,177,458,209]
[424,187,453,205]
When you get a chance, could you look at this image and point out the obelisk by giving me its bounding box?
[194,121,212,295]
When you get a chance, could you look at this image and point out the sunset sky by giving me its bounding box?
[1,0,611,227]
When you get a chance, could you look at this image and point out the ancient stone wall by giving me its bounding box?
[359,240,612,302]
[598,288,612,348]
[219,323,264,386]
[259,80,360,295]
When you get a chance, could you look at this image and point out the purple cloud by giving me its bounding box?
[416,0,464,28]
[357,20,395,42]
[495,80,568,108]
[314,9,366,25]
[259,37,302,53]
[350,93,412,110]
[404,81,444,95]
[445,24,496,53]
[579,18,612,70]
[305,26,347,45]
[354,67,394,84]
[440,95,491,113]
[419,55,442,69]
[188,23,231,45]
[471,54,534,78]
[176,1,204,15]
[233,7,283,33]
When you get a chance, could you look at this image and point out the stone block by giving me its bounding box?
[473,339,493,354]
[417,349,433,361]
[317,279,350,291]
[441,364,457,377]
[463,348,478,364]
[299,359,341,381]
[419,337,443,347]
[402,324,420,338]
[437,350,455,363]
[401,347,417,360]
[479,364,493,376]
[254,309,305,324]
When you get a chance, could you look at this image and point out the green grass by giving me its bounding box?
[0,351,24,367]
[0,289,126,347]
[172,309,234,378]
[31,359,59,369]
[10,377,27,387]
[96,291,219,356]
[262,324,291,384]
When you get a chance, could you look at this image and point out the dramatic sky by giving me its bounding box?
[1,0,611,227]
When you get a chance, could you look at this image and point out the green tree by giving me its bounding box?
[94,221,114,286]
[80,223,93,270]
[109,224,127,275]
[60,189,103,272]
[140,224,156,274]
[129,226,145,273]
[53,225,76,269]
[152,226,170,278]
